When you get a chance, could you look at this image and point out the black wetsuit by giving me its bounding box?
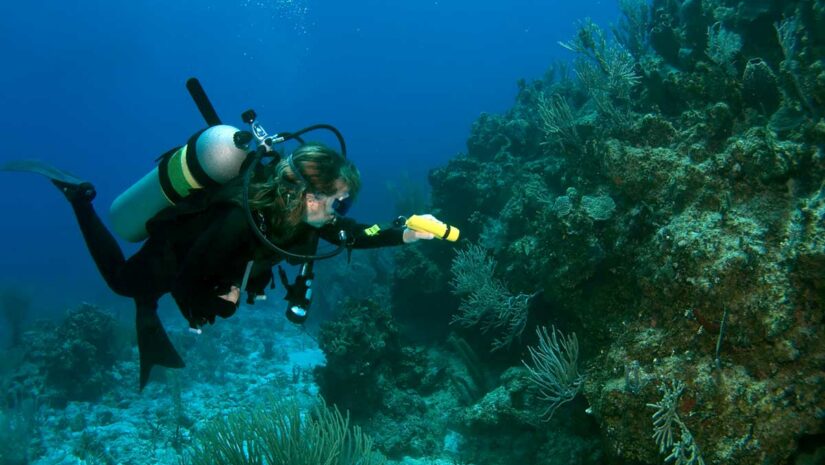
[67,186,404,389]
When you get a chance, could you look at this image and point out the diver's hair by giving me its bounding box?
[247,143,360,240]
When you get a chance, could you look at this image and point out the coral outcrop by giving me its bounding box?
[5,303,128,406]
[387,0,825,463]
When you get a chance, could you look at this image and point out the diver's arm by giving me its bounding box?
[171,205,251,325]
[318,217,405,249]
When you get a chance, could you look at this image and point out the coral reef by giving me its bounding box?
[314,299,455,458]
[315,299,405,418]
[4,303,129,407]
[382,0,825,463]
[0,299,328,465]
[313,298,603,464]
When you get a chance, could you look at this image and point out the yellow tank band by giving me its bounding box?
[165,146,199,200]
[180,147,202,190]
[364,224,381,236]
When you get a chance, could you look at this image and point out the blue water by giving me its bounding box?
[0,0,618,318]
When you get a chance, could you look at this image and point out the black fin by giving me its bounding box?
[0,159,96,202]
[0,159,86,184]
[136,308,185,391]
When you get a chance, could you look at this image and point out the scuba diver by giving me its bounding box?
[2,79,457,390]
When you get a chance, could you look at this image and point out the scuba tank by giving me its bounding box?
[109,124,249,242]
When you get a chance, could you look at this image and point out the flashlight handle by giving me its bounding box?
[405,215,460,242]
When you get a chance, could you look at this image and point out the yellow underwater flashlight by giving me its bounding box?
[405,215,460,242]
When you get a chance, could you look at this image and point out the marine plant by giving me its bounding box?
[613,0,652,58]
[537,92,582,151]
[186,398,385,465]
[449,244,535,351]
[559,19,641,128]
[647,379,705,465]
[706,22,742,76]
[522,326,584,421]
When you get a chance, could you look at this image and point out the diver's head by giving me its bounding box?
[304,182,351,227]
[285,143,359,227]
[249,143,360,234]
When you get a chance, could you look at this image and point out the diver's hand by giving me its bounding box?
[403,229,435,243]
[218,285,241,304]
[403,214,438,243]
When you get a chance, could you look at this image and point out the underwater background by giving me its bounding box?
[1,0,824,464]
